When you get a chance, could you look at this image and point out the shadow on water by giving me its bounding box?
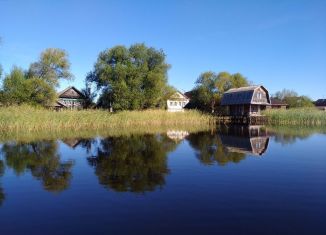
[187,125,269,166]
[0,125,325,205]
[86,134,179,193]
[1,141,74,193]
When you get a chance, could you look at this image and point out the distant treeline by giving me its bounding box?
[0,39,315,111]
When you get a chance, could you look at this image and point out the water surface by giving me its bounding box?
[0,126,325,235]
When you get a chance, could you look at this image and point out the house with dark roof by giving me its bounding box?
[315,99,326,111]
[54,86,86,109]
[267,98,288,109]
[220,86,270,116]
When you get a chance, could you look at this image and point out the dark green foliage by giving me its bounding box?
[0,48,74,106]
[1,67,56,106]
[2,67,31,104]
[81,80,96,108]
[88,43,171,110]
[188,71,249,112]
[284,96,314,108]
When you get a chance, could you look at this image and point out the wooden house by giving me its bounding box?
[220,86,270,116]
[57,86,86,109]
[167,91,189,112]
[267,98,288,109]
[315,99,326,111]
[219,125,269,156]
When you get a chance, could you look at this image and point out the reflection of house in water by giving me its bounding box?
[219,125,269,156]
[62,139,82,149]
[166,130,189,141]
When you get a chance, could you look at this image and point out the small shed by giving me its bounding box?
[220,86,270,116]
[167,91,189,112]
[57,86,86,109]
[267,98,288,109]
[315,99,326,111]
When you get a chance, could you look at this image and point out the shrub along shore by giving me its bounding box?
[0,105,215,134]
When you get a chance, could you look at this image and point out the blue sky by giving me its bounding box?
[0,0,325,99]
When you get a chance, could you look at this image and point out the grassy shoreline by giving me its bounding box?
[0,105,215,136]
[263,108,326,126]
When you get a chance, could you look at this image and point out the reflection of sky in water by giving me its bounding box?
[0,127,325,235]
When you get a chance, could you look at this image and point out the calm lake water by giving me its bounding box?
[0,126,325,235]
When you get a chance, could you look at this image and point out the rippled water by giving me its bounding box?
[0,126,325,235]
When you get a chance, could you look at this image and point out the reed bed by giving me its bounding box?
[264,108,326,126]
[0,105,215,139]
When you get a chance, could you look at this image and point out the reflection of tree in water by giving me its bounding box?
[87,135,178,193]
[0,160,5,206]
[187,132,246,166]
[1,141,73,192]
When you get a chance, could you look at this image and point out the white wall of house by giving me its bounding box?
[167,92,189,112]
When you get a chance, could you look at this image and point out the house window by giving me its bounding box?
[170,101,173,106]
[182,102,186,106]
[174,102,177,106]
[179,102,181,106]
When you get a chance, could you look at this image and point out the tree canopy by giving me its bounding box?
[273,89,314,108]
[28,48,73,87]
[87,43,171,110]
[1,48,73,107]
[188,71,250,112]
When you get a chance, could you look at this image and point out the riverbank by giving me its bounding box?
[0,105,215,135]
[264,108,326,126]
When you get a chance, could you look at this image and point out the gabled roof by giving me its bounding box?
[58,86,85,99]
[168,91,189,101]
[315,99,326,106]
[221,85,270,105]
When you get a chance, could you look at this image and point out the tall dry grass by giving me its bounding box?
[264,108,326,126]
[0,105,215,134]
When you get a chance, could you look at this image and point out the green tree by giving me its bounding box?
[26,78,56,106]
[28,48,73,87]
[274,89,298,100]
[284,96,314,108]
[2,67,31,104]
[188,71,249,112]
[1,66,56,106]
[273,89,314,108]
[88,43,170,111]
[81,79,96,108]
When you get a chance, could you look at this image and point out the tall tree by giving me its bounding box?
[2,67,31,104]
[28,48,73,87]
[88,43,170,111]
[273,89,313,108]
[188,71,249,112]
[1,66,56,106]
[274,89,298,100]
[81,79,96,108]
